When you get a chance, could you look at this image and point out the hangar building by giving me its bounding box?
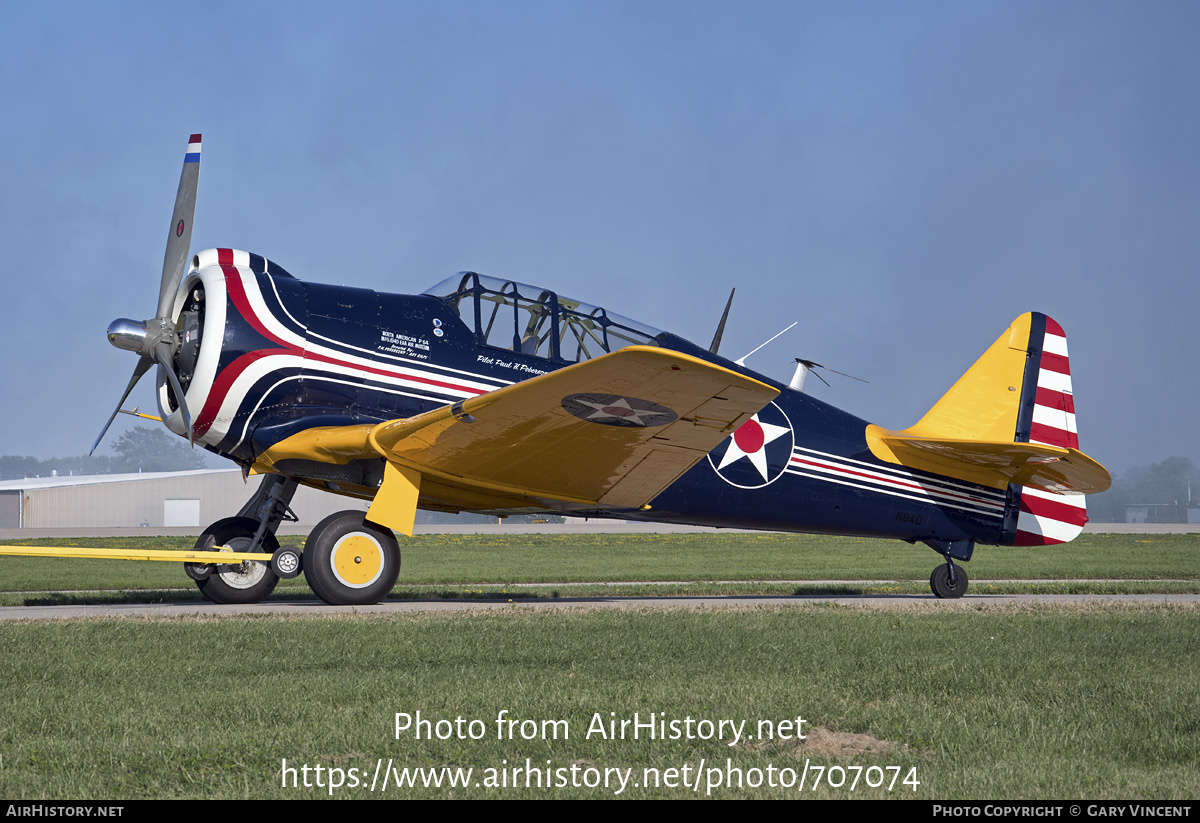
[0,469,367,530]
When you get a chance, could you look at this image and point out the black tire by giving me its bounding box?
[303,511,401,606]
[271,546,303,579]
[930,563,969,599]
[194,517,280,604]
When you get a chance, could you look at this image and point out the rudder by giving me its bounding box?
[1011,315,1088,546]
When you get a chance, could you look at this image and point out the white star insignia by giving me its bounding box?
[572,397,655,426]
[717,414,790,481]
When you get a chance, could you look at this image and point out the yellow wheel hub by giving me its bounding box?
[331,534,384,587]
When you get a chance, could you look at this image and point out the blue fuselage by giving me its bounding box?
[185,264,1011,548]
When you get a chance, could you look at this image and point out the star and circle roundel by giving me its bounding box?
[561,393,678,428]
[708,401,795,489]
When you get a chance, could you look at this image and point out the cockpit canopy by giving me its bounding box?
[424,273,662,363]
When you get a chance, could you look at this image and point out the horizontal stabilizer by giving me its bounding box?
[865,428,1111,493]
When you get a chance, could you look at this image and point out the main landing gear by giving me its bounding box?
[302,511,401,606]
[924,539,974,599]
[191,474,401,607]
[190,516,282,604]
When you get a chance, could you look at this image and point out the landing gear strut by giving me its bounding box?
[923,538,974,599]
[192,474,299,604]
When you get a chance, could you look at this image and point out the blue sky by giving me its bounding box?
[0,0,1196,475]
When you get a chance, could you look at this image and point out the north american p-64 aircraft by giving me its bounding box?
[59,135,1110,605]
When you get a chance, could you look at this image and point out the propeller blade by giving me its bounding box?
[155,134,201,321]
[154,343,194,446]
[709,287,736,354]
[89,357,154,455]
[818,364,869,384]
[796,358,869,384]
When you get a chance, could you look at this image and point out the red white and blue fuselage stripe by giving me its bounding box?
[786,445,1006,519]
[163,249,508,460]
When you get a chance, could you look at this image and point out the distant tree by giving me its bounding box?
[0,454,120,480]
[0,455,44,482]
[110,426,207,473]
[0,426,212,481]
[39,454,117,477]
[1087,456,1198,523]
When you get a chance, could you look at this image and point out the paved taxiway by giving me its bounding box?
[1,592,1196,621]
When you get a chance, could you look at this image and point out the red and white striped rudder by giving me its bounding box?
[1012,315,1087,546]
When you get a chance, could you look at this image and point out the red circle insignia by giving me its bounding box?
[176,219,185,237]
[733,418,765,453]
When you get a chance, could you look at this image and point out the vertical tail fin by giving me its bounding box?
[865,312,1110,545]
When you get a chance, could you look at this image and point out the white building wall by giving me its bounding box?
[20,471,367,529]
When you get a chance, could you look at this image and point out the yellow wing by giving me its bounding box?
[254,346,778,534]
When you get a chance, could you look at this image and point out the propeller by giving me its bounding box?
[90,134,201,455]
[790,357,869,391]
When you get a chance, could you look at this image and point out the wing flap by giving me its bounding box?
[598,447,702,508]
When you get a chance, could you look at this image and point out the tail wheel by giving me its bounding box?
[304,511,401,606]
[194,517,280,604]
[930,563,969,599]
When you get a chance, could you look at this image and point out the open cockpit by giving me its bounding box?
[425,272,662,363]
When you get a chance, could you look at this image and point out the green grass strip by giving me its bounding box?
[1,533,1196,595]
[0,603,1196,799]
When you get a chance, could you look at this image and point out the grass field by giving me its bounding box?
[0,603,1197,799]
[0,532,1197,800]
[1,532,1197,601]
